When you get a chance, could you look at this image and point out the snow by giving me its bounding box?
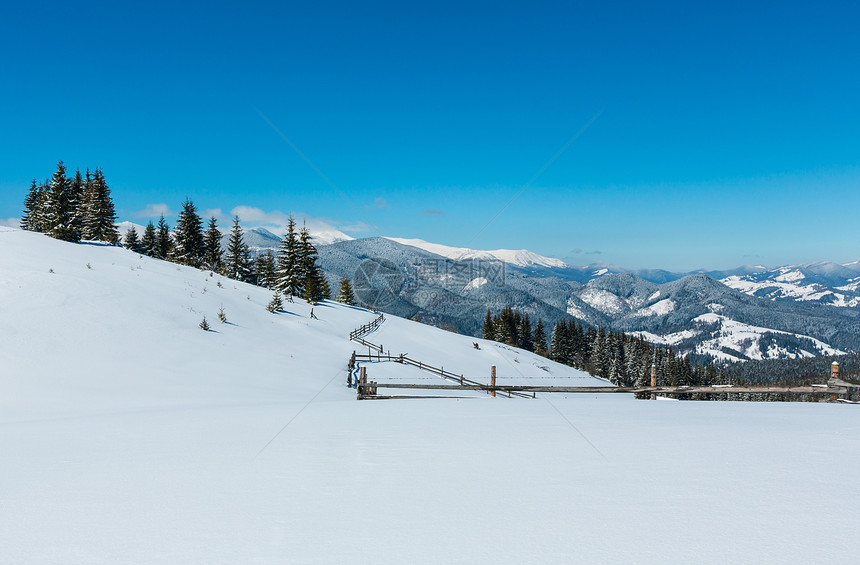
[2,227,859,564]
[592,267,609,276]
[385,237,567,268]
[464,276,488,290]
[721,273,860,307]
[634,311,845,362]
[633,298,675,317]
[579,287,629,315]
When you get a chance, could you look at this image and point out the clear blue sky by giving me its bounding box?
[1,0,858,271]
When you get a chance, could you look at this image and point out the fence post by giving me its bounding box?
[491,365,496,398]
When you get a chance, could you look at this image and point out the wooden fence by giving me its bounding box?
[346,314,530,398]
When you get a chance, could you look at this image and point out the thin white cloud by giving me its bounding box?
[422,209,445,217]
[0,217,20,228]
[374,197,389,209]
[229,206,364,240]
[133,203,174,218]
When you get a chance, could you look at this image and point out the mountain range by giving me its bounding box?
[118,222,860,363]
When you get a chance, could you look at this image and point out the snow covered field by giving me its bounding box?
[2,227,859,564]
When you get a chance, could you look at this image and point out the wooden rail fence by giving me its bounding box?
[345,315,856,402]
[346,314,529,398]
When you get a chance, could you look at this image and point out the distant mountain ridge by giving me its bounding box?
[114,222,860,362]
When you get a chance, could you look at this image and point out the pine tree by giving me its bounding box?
[123,226,141,252]
[156,215,173,259]
[171,198,204,267]
[533,318,548,357]
[319,274,331,300]
[140,221,158,257]
[518,313,534,351]
[80,169,98,240]
[299,226,327,303]
[202,217,223,272]
[69,169,84,239]
[255,251,278,289]
[224,216,253,282]
[20,179,41,231]
[43,161,80,242]
[86,169,119,243]
[482,309,494,340]
[337,278,357,305]
[276,216,302,297]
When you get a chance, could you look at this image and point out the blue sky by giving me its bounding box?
[1,0,858,271]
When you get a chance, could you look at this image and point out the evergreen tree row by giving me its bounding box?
[20,169,376,310]
[21,161,119,243]
[482,307,719,388]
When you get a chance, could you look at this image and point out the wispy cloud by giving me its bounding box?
[200,208,228,222]
[133,203,174,218]
[229,206,369,239]
[0,217,19,228]
[422,209,445,217]
[570,248,602,255]
[373,197,389,210]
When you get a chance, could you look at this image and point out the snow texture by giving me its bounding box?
[1,227,858,564]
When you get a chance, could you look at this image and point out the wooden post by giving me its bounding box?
[831,362,840,380]
[650,364,657,400]
[491,365,497,398]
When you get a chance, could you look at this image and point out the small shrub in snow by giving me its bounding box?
[218,307,227,323]
[86,263,92,270]
[199,317,210,331]
[217,281,223,288]
[267,293,283,313]
[48,268,54,273]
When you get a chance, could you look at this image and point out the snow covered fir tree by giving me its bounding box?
[21,161,119,244]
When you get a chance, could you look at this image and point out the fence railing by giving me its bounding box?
[349,313,384,340]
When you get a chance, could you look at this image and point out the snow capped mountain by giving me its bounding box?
[563,273,856,363]
[384,237,568,268]
[719,261,860,308]
[632,309,846,363]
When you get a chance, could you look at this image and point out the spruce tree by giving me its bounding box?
[123,226,141,252]
[482,309,494,340]
[43,161,80,242]
[276,216,302,297]
[140,221,158,257]
[319,273,331,300]
[171,198,204,267]
[299,226,327,303]
[20,179,41,231]
[202,217,223,272]
[69,169,84,239]
[533,318,548,357]
[224,216,253,282]
[156,215,173,259]
[81,168,119,243]
[337,278,356,305]
[79,169,98,240]
[255,251,277,289]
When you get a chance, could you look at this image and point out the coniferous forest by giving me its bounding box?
[20,162,853,398]
[19,161,337,306]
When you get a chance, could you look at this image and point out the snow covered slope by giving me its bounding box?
[719,262,860,308]
[2,227,858,564]
[385,236,568,268]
